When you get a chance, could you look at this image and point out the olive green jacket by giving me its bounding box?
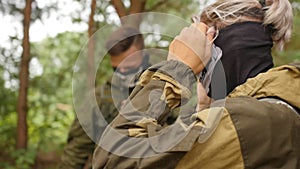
[58,79,127,169]
[93,61,300,169]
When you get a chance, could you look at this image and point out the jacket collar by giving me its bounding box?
[228,64,300,109]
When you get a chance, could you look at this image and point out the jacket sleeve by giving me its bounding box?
[92,60,199,169]
[58,117,95,169]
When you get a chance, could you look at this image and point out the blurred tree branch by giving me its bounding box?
[111,0,127,18]
[88,0,96,88]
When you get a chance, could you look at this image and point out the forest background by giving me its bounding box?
[1,0,299,168]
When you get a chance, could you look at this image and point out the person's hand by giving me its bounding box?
[168,23,215,74]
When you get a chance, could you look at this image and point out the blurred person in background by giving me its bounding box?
[58,26,151,169]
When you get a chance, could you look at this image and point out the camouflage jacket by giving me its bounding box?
[93,60,300,169]
[58,76,135,169]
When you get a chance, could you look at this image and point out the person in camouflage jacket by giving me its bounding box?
[93,0,299,168]
[58,26,150,169]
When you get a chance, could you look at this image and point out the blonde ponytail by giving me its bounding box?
[262,0,293,50]
[200,0,294,50]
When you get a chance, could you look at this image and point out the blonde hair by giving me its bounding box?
[200,0,293,50]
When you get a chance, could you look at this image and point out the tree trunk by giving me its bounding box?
[88,0,96,88]
[17,0,32,149]
[111,0,127,18]
[127,0,146,28]
[110,0,146,29]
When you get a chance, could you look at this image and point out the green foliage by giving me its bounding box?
[0,112,17,154]
[145,0,200,21]
[0,0,299,168]
[28,31,88,152]
[11,148,37,169]
[0,74,18,116]
[0,113,36,169]
[0,147,37,169]
[0,31,87,168]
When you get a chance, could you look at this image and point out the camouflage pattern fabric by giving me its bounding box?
[58,78,129,169]
[93,61,300,169]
